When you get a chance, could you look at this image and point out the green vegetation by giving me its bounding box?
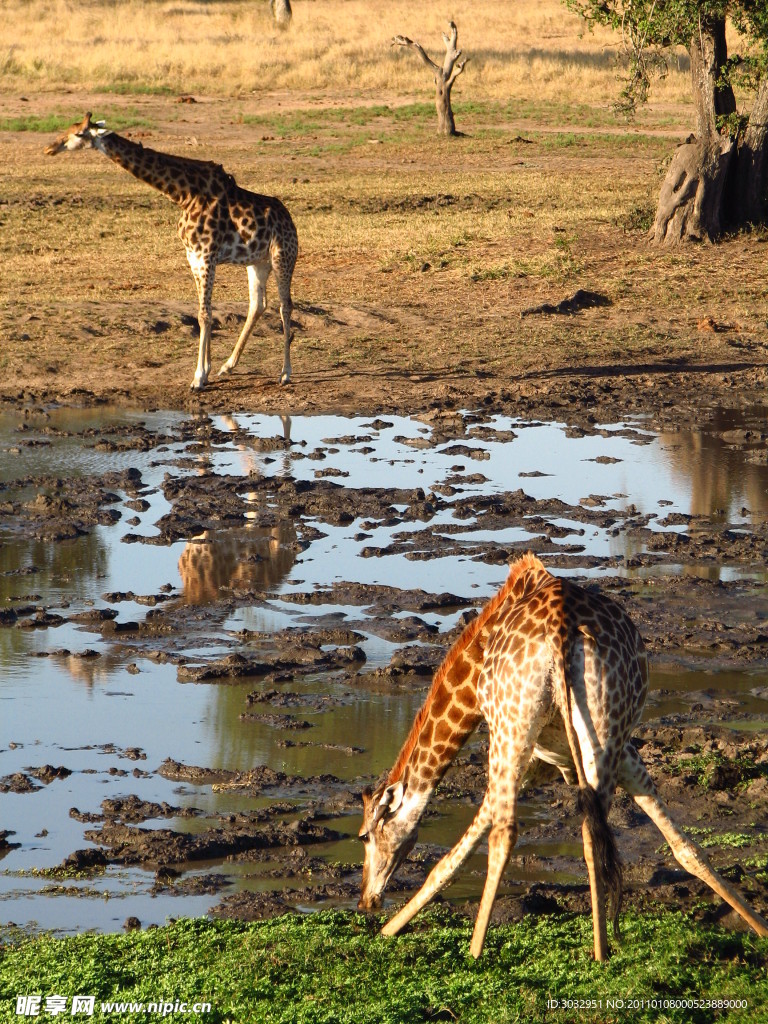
[745,856,768,884]
[234,101,674,151]
[0,111,153,133]
[1,911,766,1023]
[682,826,765,850]
[0,114,75,133]
[238,102,435,135]
[668,748,765,791]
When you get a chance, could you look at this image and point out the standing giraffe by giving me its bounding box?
[46,113,298,391]
[359,553,768,960]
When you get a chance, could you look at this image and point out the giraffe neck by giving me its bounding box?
[388,553,552,807]
[93,132,226,208]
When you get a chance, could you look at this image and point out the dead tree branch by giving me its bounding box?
[392,21,469,136]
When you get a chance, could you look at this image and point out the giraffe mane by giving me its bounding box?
[386,552,549,785]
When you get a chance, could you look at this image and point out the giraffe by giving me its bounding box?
[46,113,298,391]
[358,553,768,960]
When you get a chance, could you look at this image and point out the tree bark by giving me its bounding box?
[689,17,735,139]
[729,78,768,225]
[435,79,455,135]
[652,134,734,244]
[652,17,736,243]
[393,22,468,137]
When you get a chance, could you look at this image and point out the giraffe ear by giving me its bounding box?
[373,780,405,825]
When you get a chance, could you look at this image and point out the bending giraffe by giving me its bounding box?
[358,553,768,960]
[46,113,298,391]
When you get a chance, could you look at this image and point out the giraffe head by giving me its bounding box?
[358,778,418,910]
[45,112,107,156]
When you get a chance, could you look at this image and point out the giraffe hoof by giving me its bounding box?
[279,372,291,386]
[217,363,233,378]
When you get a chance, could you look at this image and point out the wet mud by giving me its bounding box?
[1,401,768,932]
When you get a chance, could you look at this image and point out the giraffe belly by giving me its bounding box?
[215,239,271,266]
[533,724,572,770]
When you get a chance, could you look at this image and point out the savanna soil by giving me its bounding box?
[3,85,768,932]
[3,89,768,423]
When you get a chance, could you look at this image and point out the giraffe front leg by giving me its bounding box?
[469,820,517,958]
[620,744,768,937]
[188,252,215,391]
[381,797,491,938]
[219,263,268,379]
[192,322,212,391]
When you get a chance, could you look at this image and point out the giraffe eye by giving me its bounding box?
[358,832,370,844]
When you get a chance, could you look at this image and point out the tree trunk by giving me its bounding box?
[689,17,735,139]
[652,134,734,244]
[435,80,456,136]
[651,18,736,244]
[271,0,292,29]
[728,78,768,225]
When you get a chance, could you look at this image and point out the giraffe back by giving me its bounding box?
[479,574,648,789]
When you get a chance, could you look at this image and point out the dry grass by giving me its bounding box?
[3,0,767,416]
[0,0,692,106]
[4,93,768,407]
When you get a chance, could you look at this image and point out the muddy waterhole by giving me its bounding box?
[1,403,767,933]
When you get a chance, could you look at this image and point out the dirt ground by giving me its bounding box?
[3,90,768,425]
[3,90,768,936]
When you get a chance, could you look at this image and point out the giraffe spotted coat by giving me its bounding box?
[46,113,298,391]
[359,553,768,960]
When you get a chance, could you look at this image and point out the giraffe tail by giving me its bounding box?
[577,786,623,938]
[552,625,623,938]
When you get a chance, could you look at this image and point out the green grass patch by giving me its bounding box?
[238,102,434,136]
[682,827,763,850]
[0,114,78,133]
[668,748,765,791]
[618,200,657,233]
[236,99,654,139]
[469,263,517,282]
[1,910,766,1023]
[0,111,153,134]
[745,855,768,884]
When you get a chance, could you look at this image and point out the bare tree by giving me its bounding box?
[271,0,292,30]
[392,21,469,136]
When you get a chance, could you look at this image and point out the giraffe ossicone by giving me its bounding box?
[46,113,298,391]
[358,553,768,960]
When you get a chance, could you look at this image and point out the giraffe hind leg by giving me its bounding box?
[219,263,269,378]
[582,815,608,961]
[620,744,768,936]
[271,245,295,385]
[578,785,624,961]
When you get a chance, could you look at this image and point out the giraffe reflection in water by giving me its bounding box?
[178,522,297,606]
[178,413,296,605]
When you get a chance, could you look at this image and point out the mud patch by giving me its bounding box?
[1,403,768,932]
